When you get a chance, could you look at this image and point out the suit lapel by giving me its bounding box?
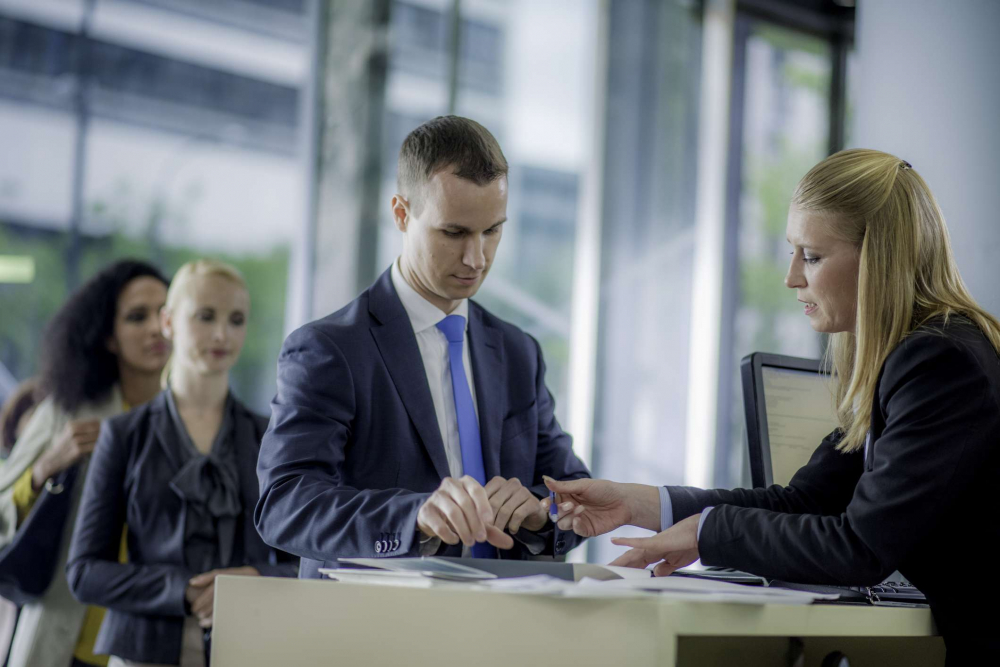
[369,270,451,480]
[468,303,505,481]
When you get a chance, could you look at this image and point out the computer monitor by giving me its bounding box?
[740,352,839,488]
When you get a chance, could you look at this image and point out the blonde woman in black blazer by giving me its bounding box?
[545,150,1000,665]
[67,260,296,667]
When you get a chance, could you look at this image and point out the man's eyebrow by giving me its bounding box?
[443,218,507,232]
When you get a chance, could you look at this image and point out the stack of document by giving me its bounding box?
[319,558,838,605]
[569,575,840,604]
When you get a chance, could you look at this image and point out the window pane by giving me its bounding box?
[589,0,702,563]
[720,22,832,487]
[0,4,316,412]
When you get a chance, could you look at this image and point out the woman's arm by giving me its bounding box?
[667,429,862,523]
[0,397,58,543]
[66,418,192,616]
[544,430,861,537]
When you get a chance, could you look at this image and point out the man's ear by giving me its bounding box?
[391,194,410,232]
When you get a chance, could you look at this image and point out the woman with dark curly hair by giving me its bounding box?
[0,259,170,667]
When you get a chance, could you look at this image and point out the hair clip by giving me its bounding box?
[900,160,912,170]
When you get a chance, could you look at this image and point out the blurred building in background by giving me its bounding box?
[0,0,314,409]
[3,0,999,566]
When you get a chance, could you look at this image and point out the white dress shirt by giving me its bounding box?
[390,260,479,480]
[392,261,548,557]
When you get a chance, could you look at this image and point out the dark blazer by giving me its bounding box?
[669,316,1000,662]
[66,391,298,665]
[255,268,591,578]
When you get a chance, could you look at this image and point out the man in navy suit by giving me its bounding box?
[255,116,591,577]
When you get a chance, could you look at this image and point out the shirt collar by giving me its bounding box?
[390,259,469,334]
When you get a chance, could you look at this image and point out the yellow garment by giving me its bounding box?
[73,528,129,666]
[11,467,38,525]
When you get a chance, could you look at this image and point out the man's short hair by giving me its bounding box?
[397,116,508,204]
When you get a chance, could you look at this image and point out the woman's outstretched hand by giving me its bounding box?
[608,514,701,577]
[541,476,661,537]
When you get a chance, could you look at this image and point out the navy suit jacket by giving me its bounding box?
[255,269,591,578]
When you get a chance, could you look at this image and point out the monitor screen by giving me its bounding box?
[760,365,839,486]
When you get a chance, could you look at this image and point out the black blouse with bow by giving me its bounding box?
[66,389,298,665]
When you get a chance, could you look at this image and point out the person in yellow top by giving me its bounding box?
[0,259,170,667]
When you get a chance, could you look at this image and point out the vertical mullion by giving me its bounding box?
[446,0,461,115]
[712,12,752,489]
[286,0,324,332]
[828,32,848,155]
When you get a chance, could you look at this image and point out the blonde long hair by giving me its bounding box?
[160,259,248,389]
[794,149,1000,453]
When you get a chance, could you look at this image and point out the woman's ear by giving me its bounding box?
[160,307,173,341]
[106,336,119,355]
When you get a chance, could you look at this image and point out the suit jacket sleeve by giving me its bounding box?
[697,332,1000,585]
[246,413,299,578]
[66,419,190,616]
[667,429,862,522]
[255,324,432,562]
[250,551,299,578]
[525,335,592,556]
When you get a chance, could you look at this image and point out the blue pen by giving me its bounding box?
[549,490,559,525]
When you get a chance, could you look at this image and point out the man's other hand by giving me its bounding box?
[417,476,515,549]
[484,476,547,534]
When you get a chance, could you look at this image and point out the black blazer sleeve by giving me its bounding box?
[697,330,1000,586]
[67,418,191,616]
[667,429,862,522]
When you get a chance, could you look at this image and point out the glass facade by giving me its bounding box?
[588,0,703,563]
[0,0,855,571]
[0,0,313,411]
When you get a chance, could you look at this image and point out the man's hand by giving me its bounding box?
[417,476,514,550]
[187,566,259,629]
[541,476,661,537]
[484,477,547,534]
[608,514,701,577]
[32,420,101,491]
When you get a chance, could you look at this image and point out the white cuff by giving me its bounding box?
[658,486,674,532]
[696,507,714,543]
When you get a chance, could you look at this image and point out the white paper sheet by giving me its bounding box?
[568,574,840,605]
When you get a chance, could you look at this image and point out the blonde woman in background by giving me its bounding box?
[67,259,297,667]
[545,149,1000,665]
[0,259,169,667]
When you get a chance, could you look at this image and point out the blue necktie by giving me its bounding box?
[436,314,495,558]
